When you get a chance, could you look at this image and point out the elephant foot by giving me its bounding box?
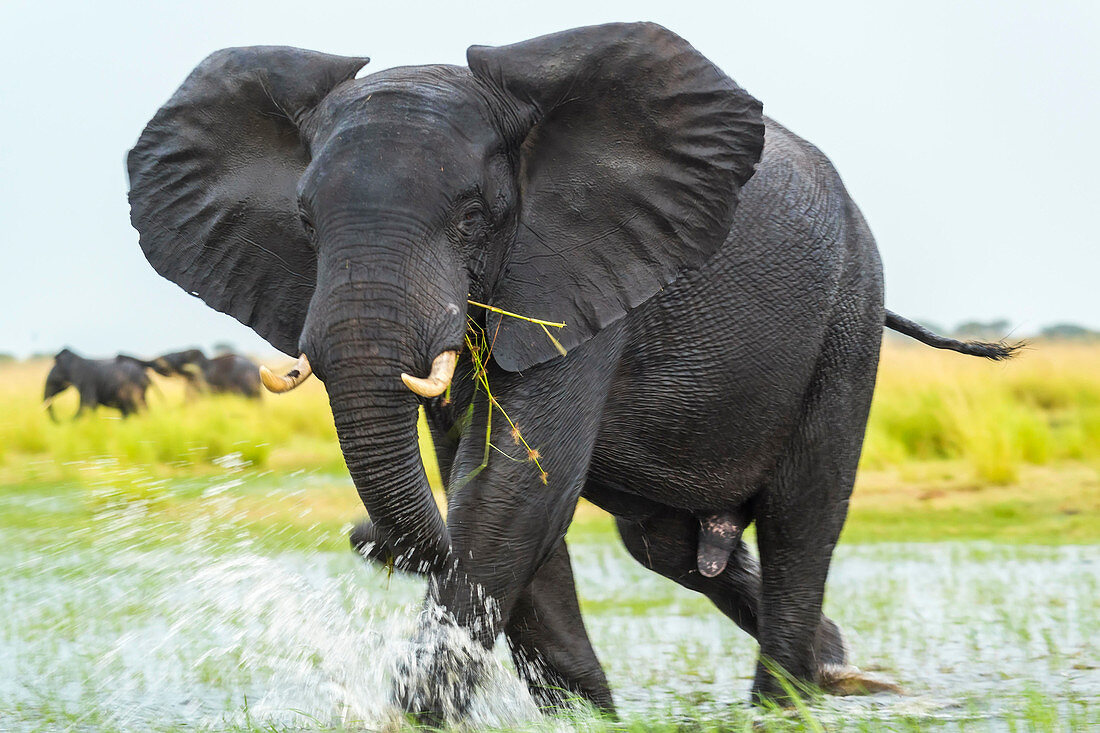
[812,615,904,695]
[752,616,853,706]
[814,615,848,668]
[818,665,904,696]
[515,652,616,717]
[390,606,489,726]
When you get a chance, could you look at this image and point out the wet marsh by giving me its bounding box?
[2,473,1098,731]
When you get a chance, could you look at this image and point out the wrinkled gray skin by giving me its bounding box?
[43,348,156,420]
[128,23,1015,721]
[155,349,262,399]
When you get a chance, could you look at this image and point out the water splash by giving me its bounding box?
[1,468,541,730]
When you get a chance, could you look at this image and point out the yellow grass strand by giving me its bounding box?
[465,299,566,328]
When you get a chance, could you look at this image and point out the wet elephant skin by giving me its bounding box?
[128,22,1016,719]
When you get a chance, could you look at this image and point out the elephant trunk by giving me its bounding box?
[43,370,67,424]
[304,229,464,574]
[324,361,452,574]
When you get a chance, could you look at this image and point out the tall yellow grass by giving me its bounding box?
[2,343,1097,488]
[863,342,1100,484]
[0,359,340,485]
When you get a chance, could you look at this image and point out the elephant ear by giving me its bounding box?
[127,47,368,356]
[468,23,764,371]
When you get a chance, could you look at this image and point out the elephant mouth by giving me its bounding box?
[261,350,460,399]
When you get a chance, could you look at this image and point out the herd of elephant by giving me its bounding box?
[42,347,262,420]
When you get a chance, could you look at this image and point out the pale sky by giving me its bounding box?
[2,0,1097,358]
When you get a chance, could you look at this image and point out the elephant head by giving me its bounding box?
[154,349,208,382]
[43,348,77,422]
[127,23,765,571]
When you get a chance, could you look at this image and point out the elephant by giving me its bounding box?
[43,348,161,420]
[127,23,1018,719]
[155,348,262,399]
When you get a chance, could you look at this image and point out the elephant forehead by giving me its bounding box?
[303,81,503,205]
[312,64,496,143]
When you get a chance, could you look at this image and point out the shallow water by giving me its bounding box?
[1,478,1097,730]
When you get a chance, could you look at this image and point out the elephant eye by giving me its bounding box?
[455,205,485,239]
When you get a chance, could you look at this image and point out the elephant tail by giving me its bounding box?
[884,310,1023,361]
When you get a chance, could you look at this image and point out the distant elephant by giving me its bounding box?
[43,348,160,420]
[155,349,262,399]
[127,23,1018,719]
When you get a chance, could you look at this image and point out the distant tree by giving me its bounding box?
[212,341,236,354]
[1040,323,1100,341]
[0,353,15,363]
[954,320,1010,341]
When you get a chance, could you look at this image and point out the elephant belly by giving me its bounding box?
[589,287,822,513]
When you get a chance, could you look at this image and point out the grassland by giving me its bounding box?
[2,342,1097,542]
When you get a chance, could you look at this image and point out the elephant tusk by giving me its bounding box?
[259,354,313,393]
[401,351,458,398]
[42,394,58,411]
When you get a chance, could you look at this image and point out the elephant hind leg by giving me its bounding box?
[116,384,146,417]
[615,509,761,635]
[751,302,880,703]
[613,508,846,670]
[504,539,614,715]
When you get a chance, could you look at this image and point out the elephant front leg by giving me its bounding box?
[75,389,98,419]
[395,340,620,723]
[504,539,614,715]
[357,521,615,715]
